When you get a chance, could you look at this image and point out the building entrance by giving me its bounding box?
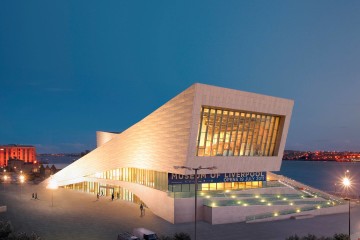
[99,185,114,197]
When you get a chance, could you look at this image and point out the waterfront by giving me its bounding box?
[278,161,360,196]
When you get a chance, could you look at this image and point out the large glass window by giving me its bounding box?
[90,167,168,191]
[196,106,282,157]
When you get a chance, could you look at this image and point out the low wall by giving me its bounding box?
[248,204,348,223]
[204,205,302,224]
[174,198,205,223]
[203,203,348,224]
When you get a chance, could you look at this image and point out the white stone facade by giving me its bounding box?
[52,83,294,223]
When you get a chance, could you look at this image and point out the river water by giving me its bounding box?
[276,161,360,196]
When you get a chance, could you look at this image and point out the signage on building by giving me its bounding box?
[168,172,266,185]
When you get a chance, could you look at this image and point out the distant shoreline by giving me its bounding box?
[282,159,359,162]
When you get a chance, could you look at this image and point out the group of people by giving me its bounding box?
[31,192,38,200]
[96,191,145,217]
[96,191,120,201]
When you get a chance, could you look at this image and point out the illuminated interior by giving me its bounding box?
[81,167,266,194]
[196,106,282,157]
[64,182,144,205]
[90,167,168,191]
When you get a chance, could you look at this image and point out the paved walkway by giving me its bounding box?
[0,183,359,240]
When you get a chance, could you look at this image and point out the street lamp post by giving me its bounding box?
[19,174,25,200]
[342,171,351,238]
[3,175,8,192]
[174,165,217,240]
[2,169,6,192]
[47,176,58,207]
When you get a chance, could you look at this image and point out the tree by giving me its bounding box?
[0,220,41,240]
[173,232,191,240]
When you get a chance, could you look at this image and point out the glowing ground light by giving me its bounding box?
[255,195,259,198]
[237,201,242,204]
[211,203,216,207]
[267,203,272,206]
[206,196,210,198]
[274,213,278,216]
[317,206,321,209]
[231,195,236,198]
[289,203,293,206]
[260,199,266,202]
[283,198,287,201]
[243,203,248,206]
[296,209,301,213]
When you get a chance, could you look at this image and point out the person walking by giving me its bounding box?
[32,193,34,199]
[35,192,38,200]
[111,193,114,201]
[96,193,99,200]
[140,203,144,216]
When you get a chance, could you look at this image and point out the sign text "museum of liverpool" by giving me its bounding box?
[168,172,266,184]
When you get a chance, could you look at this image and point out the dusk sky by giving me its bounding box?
[1,1,359,153]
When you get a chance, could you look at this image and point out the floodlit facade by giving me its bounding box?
[0,144,37,166]
[52,83,294,223]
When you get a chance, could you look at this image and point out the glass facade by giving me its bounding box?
[196,106,282,157]
[89,167,168,191]
[64,182,144,205]
[85,167,266,194]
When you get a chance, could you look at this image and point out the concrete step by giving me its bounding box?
[290,214,314,220]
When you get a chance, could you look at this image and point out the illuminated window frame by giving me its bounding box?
[196,106,282,157]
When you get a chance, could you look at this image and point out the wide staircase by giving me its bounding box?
[202,172,346,224]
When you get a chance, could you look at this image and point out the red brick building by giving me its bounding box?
[0,144,36,166]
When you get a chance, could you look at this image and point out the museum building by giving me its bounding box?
[52,83,294,223]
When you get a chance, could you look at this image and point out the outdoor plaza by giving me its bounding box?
[1,183,360,240]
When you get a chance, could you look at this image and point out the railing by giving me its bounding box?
[167,180,285,198]
[267,172,344,204]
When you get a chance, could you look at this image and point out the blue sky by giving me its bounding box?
[1,1,359,153]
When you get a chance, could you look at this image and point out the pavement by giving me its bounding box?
[0,183,359,240]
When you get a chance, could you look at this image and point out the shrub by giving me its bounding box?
[7,232,41,240]
[159,232,191,240]
[285,234,349,240]
[173,232,191,240]
[159,236,173,240]
[333,234,349,240]
[286,235,300,240]
[0,220,41,240]
[0,220,13,238]
[302,234,318,240]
